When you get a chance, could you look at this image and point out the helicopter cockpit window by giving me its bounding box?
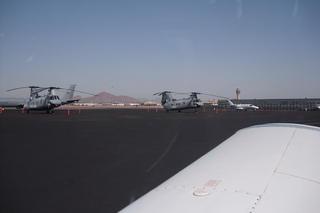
[50,96,60,100]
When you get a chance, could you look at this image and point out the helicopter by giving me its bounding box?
[154,91,230,112]
[153,91,204,112]
[6,85,94,113]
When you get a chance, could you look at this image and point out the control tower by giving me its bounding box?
[236,88,241,100]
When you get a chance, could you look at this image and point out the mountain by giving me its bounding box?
[76,92,141,103]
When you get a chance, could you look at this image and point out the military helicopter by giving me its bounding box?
[6,85,94,113]
[153,91,203,112]
[154,91,230,112]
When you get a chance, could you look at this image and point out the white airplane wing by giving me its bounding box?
[120,123,320,213]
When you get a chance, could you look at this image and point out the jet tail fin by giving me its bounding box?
[227,99,234,106]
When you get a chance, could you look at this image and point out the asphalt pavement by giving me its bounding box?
[1,108,320,213]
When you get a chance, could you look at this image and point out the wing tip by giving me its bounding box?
[243,123,320,132]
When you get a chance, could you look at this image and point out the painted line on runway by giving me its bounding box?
[145,132,179,173]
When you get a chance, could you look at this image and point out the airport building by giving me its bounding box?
[217,98,320,111]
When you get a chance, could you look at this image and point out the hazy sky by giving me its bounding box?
[1,0,319,100]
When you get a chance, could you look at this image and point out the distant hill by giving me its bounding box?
[76,92,141,103]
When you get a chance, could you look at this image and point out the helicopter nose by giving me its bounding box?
[49,100,61,107]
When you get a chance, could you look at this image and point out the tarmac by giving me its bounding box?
[1,107,320,213]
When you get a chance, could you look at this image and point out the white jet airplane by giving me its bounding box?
[119,123,320,213]
[227,99,259,111]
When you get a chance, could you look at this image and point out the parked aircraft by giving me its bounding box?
[119,123,320,213]
[154,91,204,112]
[3,85,94,113]
[227,99,259,111]
[129,103,140,107]
[0,97,28,108]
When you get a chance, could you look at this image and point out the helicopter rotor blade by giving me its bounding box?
[7,86,96,97]
[48,87,61,90]
[153,91,229,101]
[177,92,201,96]
[196,92,230,100]
[73,89,97,96]
[57,87,97,96]
[153,91,173,96]
[153,91,187,96]
[7,86,40,92]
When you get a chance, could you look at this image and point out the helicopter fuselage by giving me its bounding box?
[24,95,61,112]
[162,98,203,112]
[154,91,204,112]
